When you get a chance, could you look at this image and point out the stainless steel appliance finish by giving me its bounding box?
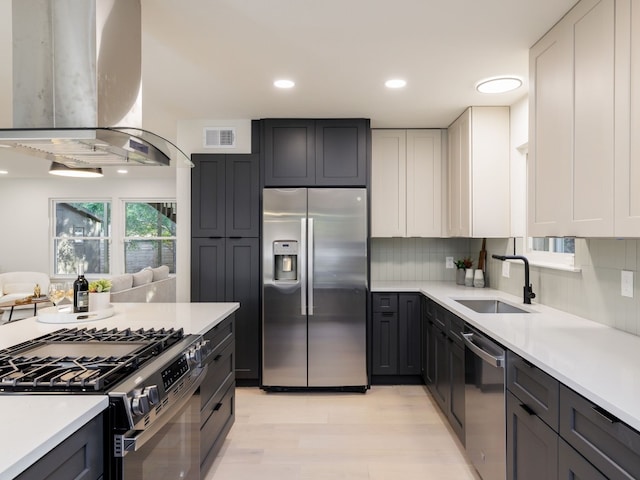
[262,188,368,389]
[463,327,506,480]
[0,327,210,480]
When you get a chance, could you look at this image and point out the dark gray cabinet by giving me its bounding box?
[191,154,260,238]
[191,153,260,382]
[262,118,369,187]
[506,350,559,480]
[371,293,421,379]
[507,390,559,480]
[559,438,607,480]
[17,413,104,480]
[199,314,236,474]
[560,384,640,479]
[424,303,465,443]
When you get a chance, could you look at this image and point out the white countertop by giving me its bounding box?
[372,281,640,433]
[0,302,239,479]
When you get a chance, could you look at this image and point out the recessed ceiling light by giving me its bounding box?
[117,169,128,174]
[476,76,522,94]
[385,79,407,89]
[0,170,8,175]
[274,79,295,89]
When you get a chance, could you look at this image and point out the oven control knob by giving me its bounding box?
[189,346,202,364]
[143,385,160,405]
[131,392,150,416]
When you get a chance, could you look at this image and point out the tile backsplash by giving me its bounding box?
[372,237,640,336]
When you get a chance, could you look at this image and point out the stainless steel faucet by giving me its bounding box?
[491,255,536,304]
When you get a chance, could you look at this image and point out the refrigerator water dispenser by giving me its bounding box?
[273,241,298,282]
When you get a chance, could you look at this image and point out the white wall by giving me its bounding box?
[0,176,175,275]
[0,0,11,127]
[510,96,528,238]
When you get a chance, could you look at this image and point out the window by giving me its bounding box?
[525,236,576,269]
[124,201,177,273]
[52,201,111,275]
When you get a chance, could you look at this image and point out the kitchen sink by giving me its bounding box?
[453,299,531,314]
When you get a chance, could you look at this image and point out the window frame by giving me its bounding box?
[50,198,112,278]
[121,198,177,274]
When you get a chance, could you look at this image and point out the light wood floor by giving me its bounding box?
[204,385,481,480]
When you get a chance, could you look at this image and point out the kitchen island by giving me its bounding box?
[373,280,640,432]
[0,302,239,480]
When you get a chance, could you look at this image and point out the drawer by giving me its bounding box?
[423,296,436,320]
[558,438,607,480]
[200,379,235,461]
[560,384,640,479]
[447,312,465,346]
[433,304,448,331]
[372,293,398,313]
[203,314,234,355]
[507,351,559,431]
[200,341,234,416]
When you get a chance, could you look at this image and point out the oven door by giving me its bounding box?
[109,366,206,480]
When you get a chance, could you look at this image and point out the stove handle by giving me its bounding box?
[114,365,208,458]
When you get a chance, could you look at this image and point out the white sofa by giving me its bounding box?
[110,266,176,303]
[0,272,51,321]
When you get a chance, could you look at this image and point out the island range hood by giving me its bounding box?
[0,0,190,169]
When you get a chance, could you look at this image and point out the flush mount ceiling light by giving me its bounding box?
[117,169,128,174]
[385,79,407,89]
[0,170,8,175]
[476,76,523,94]
[274,79,295,89]
[48,162,103,178]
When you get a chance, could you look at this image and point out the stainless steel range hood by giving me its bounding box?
[0,0,190,169]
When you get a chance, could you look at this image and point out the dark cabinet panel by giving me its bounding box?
[372,293,398,313]
[372,311,399,375]
[560,384,640,479]
[263,119,316,186]
[262,118,369,187]
[507,390,558,480]
[315,119,368,186]
[449,340,465,443]
[559,438,607,480]
[17,413,103,480]
[191,238,226,302]
[507,350,559,431]
[225,238,260,380]
[432,323,449,411]
[399,294,421,375]
[191,155,226,237]
[226,154,260,237]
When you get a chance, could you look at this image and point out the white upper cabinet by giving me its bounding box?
[529,0,616,237]
[615,0,640,236]
[447,106,510,238]
[371,129,443,237]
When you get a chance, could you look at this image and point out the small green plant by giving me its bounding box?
[454,257,473,269]
[89,278,112,293]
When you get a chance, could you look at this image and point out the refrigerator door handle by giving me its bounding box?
[308,218,314,316]
[300,218,307,316]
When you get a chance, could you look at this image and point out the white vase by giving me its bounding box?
[89,292,110,312]
[464,268,474,287]
[473,269,485,288]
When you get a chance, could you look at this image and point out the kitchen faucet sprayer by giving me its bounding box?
[491,255,536,304]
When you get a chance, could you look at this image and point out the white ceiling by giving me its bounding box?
[0,0,578,178]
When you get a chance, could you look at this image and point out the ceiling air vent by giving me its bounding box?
[203,127,236,148]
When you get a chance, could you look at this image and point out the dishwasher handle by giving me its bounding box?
[462,332,505,368]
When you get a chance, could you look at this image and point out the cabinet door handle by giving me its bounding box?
[592,405,619,424]
[213,402,223,412]
[519,403,536,416]
[213,354,223,362]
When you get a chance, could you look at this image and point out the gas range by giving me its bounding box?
[0,327,188,393]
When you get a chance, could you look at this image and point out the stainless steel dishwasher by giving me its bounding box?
[463,326,506,480]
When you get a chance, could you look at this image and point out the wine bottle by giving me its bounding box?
[73,265,89,313]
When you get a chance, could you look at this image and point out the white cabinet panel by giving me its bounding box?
[529,0,615,237]
[372,129,443,238]
[448,106,510,238]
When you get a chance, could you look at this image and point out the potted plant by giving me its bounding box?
[454,257,473,285]
[88,279,112,311]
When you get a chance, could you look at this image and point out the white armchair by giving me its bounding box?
[0,272,50,321]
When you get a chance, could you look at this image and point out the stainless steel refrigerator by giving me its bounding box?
[262,188,368,390]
